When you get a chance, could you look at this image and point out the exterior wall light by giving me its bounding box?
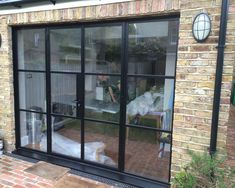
[192,12,211,42]
[0,34,1,48]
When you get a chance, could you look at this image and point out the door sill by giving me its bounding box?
[13,148,170,188]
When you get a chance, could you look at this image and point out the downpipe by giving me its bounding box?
[209,0,229,155]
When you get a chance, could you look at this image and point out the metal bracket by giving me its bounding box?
[215,45,226,49]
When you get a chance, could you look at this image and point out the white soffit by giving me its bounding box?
[0,0,132,15]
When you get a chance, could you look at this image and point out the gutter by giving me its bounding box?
[0,0,55,6]
[0,0,132,15]
[209,0,229,154]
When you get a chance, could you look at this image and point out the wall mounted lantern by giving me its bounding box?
[0,34,2,48]
[192,12,211,42]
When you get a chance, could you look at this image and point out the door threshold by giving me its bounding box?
[12,148,170,188]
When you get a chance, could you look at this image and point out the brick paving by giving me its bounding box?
[0,155,113,188]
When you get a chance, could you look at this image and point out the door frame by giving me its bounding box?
[12,15,179,187]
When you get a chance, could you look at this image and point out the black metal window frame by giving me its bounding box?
[12,15,179,188]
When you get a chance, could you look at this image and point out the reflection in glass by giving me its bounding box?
[20,111,47,152]
[126,78,174,131]
[51,73,77,117]
[128,21,178,76]
[84,121,119,167]
[17,29,45,70]
[50,28,81,72]
[19,72,46,112]
[85,26,122,74]
[52,116,81,158]
[85,75,120,122]
[125,127,171,182]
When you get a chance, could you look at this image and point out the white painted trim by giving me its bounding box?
[0,0,132,15]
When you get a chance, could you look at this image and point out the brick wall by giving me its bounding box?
[0,0,234,181]
[226,0,235,167]
[0,16,15,151]
[172,0,235,176]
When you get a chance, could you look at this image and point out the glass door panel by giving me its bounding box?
[19,72,46,112]
[128,20,178,76]
[125,19,178,182]
[20,111,47,152]
[52,116,81,158]
[17,28,47,152]
[50,27,83,158]
[50,28,81,72]
[125,127,171,182]
[84,121,119,167]
[17,29,45,71]
[84,75,120,123]
[50,73,82,158]
[51,73,78,117]
[126,77,174,131]
[85,26,122,74]
[84,25,122,125]
[83,25,122,168]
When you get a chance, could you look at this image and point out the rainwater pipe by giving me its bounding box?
[209,0,229,155]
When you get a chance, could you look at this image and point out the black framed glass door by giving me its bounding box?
[16,28,47,152]
[49,25,122,167]
[83,25,122,167]
[14,17,179,184]
[124,20,178,182]
[50,73,83,158]
[49,27,83,158]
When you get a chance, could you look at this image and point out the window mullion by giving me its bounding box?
[46,27,52,154]
[118,22,128,172]
[80,25,85,160]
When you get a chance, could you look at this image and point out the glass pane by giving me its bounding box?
[85,75,120,122]
[126,77,174,131]
[125,127,171,182]
[20,111,47,152]
[52,116,81,158]
[85,26,122,74]
[19,72,46,112]
[84,121,119,167]
[17,29,45,70]
[128,20,178,76]
[50,28,81,72]
[51,73,77,117]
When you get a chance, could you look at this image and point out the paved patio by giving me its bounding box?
[0,155,114,188]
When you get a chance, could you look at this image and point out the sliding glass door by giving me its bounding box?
[14,18,178,183]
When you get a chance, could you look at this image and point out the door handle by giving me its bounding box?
[73,99,81,107]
